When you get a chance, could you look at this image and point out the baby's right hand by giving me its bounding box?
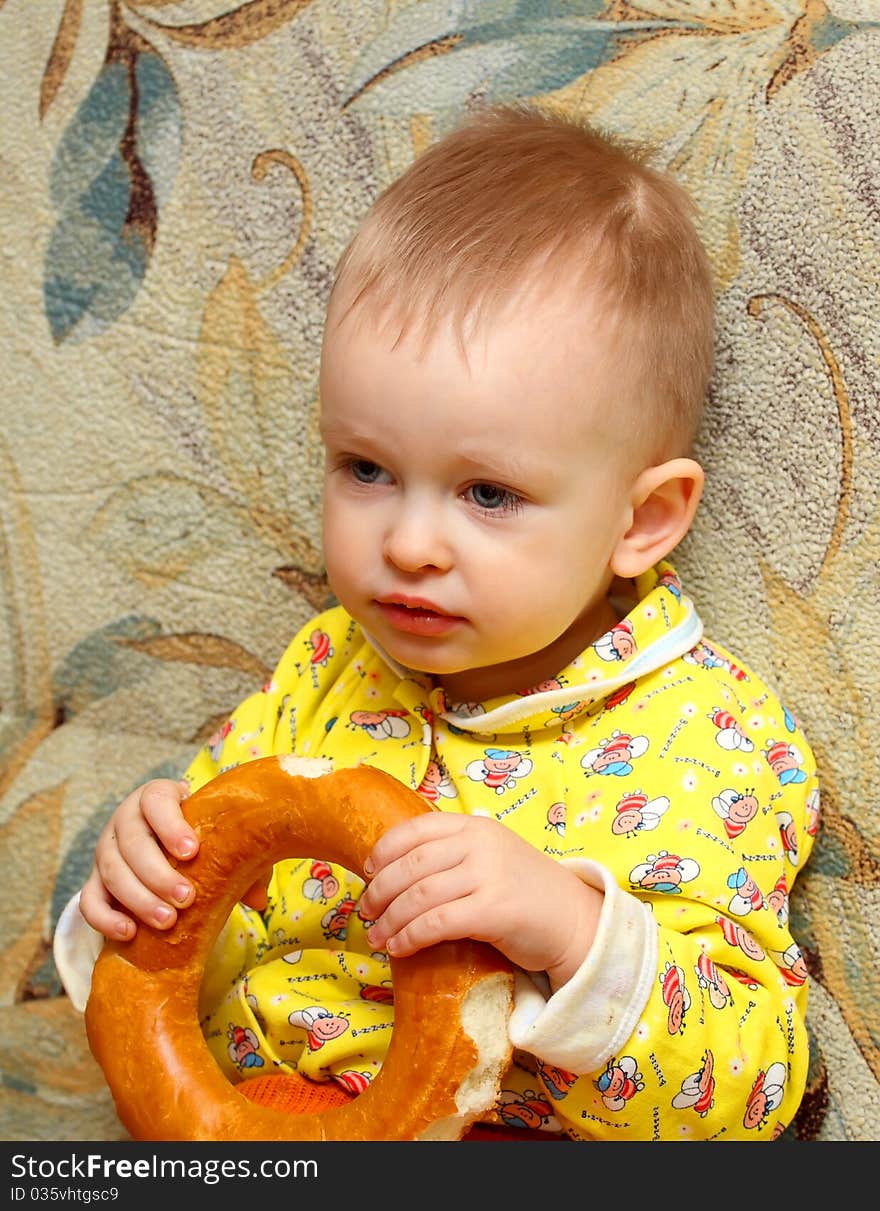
[78,779,199,941]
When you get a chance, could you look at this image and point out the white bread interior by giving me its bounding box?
[417,969,514,1141]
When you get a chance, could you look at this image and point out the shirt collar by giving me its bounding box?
[364,561,702,737]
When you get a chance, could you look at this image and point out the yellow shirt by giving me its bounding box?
[186,562,819,1141]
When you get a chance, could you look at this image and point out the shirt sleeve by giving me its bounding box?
[52,890,105,1013]
[508,859,658,1072]
[513,661,820,1141]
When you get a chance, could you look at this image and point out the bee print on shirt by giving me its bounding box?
[307,628,334,667]
[595,1056,644,1111]
[611,790,671,836]
[711,787,760,840]
[671,1049,716,1118]
[417,758,458,802]
[764,738,808,785]
[593,620,638,662]
[288,1006,350,1052]
[348,709,411,740]
[709,708,753,752]
[629,851,700,894]
[726,866,765,917]
[465,748,534,794]
[227,1024,264,1072]
[743,1062,787,1131]
[660,962,690,1034]
[581,731,649,777]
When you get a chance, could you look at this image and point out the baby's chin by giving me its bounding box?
[343,600,539,696]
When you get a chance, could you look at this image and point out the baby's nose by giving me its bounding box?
[383,504,452,573]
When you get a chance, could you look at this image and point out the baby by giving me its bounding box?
[57,103,819,1140]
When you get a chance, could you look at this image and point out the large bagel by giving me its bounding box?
[84,756,515,1141]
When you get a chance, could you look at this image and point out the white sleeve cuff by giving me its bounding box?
[52,891,104,1013]
[507,858,658,1073]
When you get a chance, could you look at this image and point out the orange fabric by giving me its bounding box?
[237,1074,565,1140]
[239,1072,355,1114]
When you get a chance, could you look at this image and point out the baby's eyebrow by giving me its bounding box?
[318,421,376,447]
[454,448,550,487]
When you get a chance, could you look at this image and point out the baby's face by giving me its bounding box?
[318,288,637,701]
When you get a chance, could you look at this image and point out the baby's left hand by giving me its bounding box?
[359,812,602,989]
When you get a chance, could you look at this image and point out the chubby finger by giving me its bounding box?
[138,779,198,862]
[94,825,189,931]
[364,809,464,878]
[365,865,474,953]
[360,827,467,921]
[370,890,477,958]
[79,867,137,942]
[112,783,196,903]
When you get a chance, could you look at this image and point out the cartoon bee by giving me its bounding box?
[694,951,732,1010]
[334,1070,371,1096]
[417,759,458,803]
[581,731,650,777]
[611,790,670,836]
[743,1062,787,1130]
[538,1061,578,1100]
[711,787,760,839]
[308,628,334,667]
[360,982,394,1005]
[764,739,807,785]
[660,962,690,1035]
[672,1049,715,1118]
[726,866,765,917]
[321,894,357,941]
[709,708,754,752]
[227,1024,264,1071]
[288,1006,350,1052]
[465,749,533,794]
[593,619,637,662]
[302,860,340,903]
[595,1056,643,1111]
[770,942,808,986]
[546,802,566,837]
[497,1089,555,1131]
[629,851,700,894]
[349,709,411,740]
[716,914,766,962]
[603,680,636,712]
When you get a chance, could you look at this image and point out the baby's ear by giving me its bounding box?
[610,459,704,580]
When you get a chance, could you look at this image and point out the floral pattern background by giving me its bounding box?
[1,0,878,1141]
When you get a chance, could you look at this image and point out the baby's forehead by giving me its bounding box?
[320,289,644,479]
[325,266,625,377]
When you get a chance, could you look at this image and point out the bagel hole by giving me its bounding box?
[202,874,390,1115]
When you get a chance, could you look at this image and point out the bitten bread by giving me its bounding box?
[84,756,515,1140]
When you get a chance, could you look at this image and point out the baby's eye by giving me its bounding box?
[349,459,391,485]
[467,483,522,514]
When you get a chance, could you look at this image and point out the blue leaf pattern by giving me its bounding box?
[134,52,182,212]
[43,52,181,343]
[344,0,680,112]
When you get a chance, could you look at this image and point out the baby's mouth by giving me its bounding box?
[375,598,464,636]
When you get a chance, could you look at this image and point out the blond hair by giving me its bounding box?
[331,103,715,456]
